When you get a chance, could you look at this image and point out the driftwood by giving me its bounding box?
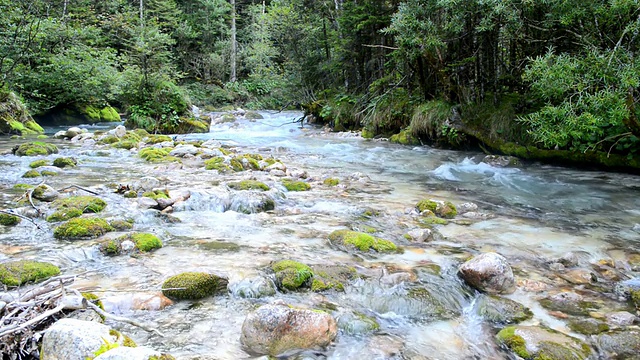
[0,274,164,359]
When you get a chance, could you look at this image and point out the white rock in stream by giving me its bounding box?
[457,202,478,215]
[133,176,161,192]
[169,144,199,157]
[40,318,113,360]
[406,229,433,242]
[458,252,515,294]
[112,125,126,138]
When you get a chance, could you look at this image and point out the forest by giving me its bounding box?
[1,0,639,169]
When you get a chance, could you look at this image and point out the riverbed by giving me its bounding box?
[1,111,639,359]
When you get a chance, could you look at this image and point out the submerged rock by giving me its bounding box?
[496,325,592,360]
[539,292,599,316]
[336,310,380,335]
[482,155,520,167]
[475,294,533,324]
[567,318,609,335]
[229,276,277,298]
[592,329,640,359]
[161,272,228,300]
[328,230,399,254]
[458,252,515,294]
[230,191,275,214]
[240,303,338,356]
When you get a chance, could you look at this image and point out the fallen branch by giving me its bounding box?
[57,184,100,196]
[84,299,165,337]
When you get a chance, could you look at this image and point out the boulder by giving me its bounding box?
[605,311,637,327]
[40,318,113,360]
[539,292,599,316]
[328,230,398,254]
[458,252,515,294]
[32,184,59,202]
[405,228,433,242]
[169,145,199,157]
[475,294,533,324]
[132,176,161,192]
[496,325,592,360]
[240,303,338,356]
[457,202,478,215]
[228,276,277,298]
[593,329,640,359]
[112,125,126,138]
[65,127,85,138]
[161,272,228,300]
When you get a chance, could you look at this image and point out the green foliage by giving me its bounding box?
[0,260,60,287]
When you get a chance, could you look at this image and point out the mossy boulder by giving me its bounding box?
[496,325,592,360]
[29,159,49,168]
[12,141,58,156]
[161,272,228,300]
[389,128,420,145]
[417,199,438,213]
[99,239,123,256]
[232,154,262,171]
[282,179,311,192]
[244,111,264,120]
[0,213,21,226]
[567,318,609,335]
[46,208,83,222]
[32,184,60,202]
[109,219,134,231]
[593,329,640,359]
[204,157,232,172]
[53,196,107,214]
[228,180,270,191]
[328,230,399,253]
[22,169,41,178]
[143,134,172,144]
[118,232,162,252]
[142,189,169,201]
[53,217,114,240]
[310,265,357,292]
[416,199,457,218]
[323,178,340,186]
[475,295,533,324]
[0,91,44,135]
[538,292,599,316]
[0,260,60,287]
[83,105,121,122]
[139,147,176,162]
[271,260,313,291]
[52,157,77,168]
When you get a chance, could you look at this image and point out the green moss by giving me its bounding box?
[631,289,640,309]
[0,213,20,226]
[0,260,60,287]
[132,128,149,137]
[567,318,609,335]
[148,355,176,360]
[53,196,107,213]
[361,128,375,139]
[311,278,332,292]
[41,170,57,177]
[496,327,531,359]
[53,217,114,239]
[144,134,172,144]
[22,170,41,178]
[139,147,174,162]
[417,199,438,213]
[142,190,169,200]
[272,260,313,290]
[204,157,231,172]
[29,159,49,168]
[161,272,228,300]
[282,179,311,191]
[111,140,137,150]
[109,219,134,231]
[99,106,120,122]
[123,191,137,198]
[13,184,33,191]
[390,128,420,145]
[46,208,83,222]
[82,292,105,311]
[98,135,119,144]
[52,157,77,168]
[436,201,457,218]
[419,216,449,226]
[25,120,44,134]
[323,178,340,186]
[9,120,25,132]
[328,230,398,253]
[100,239,122,256]
[13,141,58,156]
[84,105,101,121]
[117,232,163,252]
[229,157,244,172]
[227,180,270,191]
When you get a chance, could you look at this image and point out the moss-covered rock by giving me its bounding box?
[143,134,172,144]
[12,141,58,156]
[232,154,262,171]
[567,318,609,335]
[475,295,533,324]
[0,213,21,226]
[29,159,49,168]
[41,170,58,177]
[389,128,420,145]
[82,105,121,122]
[109,219,134,231]
[310,265,356,292]
[138,147,179,163]
[0,260,60,287]
[538,292,599,316]
[99,239,122,256]
[271,260,313,291]
[204,157,231,172]
[53,196,107,214]
[22,169,41,178]
[46,208,83,222]
[244,111,264,120]
[13,184,33,191]
[161,272,228,300]
[416,199,457,218]
[496,325,592,360]
[416,199,438,213]
[52,157,77,168]
[337,311,380,335]
[118,232,163,252]
[227,180,270,191]
[328,230,399,253]
[0,91,44,136]
[593,329,640,359]
[142,189,169,200]
[53,217,114,240]
[323,177,340,186]
[282,179,311,191]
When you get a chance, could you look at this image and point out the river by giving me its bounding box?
[1,110,639,359]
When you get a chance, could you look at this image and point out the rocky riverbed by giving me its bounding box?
[0,110,639,359]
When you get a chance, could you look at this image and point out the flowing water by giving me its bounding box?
[1,111,640,359]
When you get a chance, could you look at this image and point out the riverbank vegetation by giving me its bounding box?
[0,0,638,168]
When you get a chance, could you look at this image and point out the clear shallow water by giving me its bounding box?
[1,111,640,359]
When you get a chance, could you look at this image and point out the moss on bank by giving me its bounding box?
[0,91,45,136]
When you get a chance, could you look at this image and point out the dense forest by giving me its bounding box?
[1,0,639,169]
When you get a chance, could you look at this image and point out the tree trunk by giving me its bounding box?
[230,0,237,82]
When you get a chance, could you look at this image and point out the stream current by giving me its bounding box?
[1,111,640,359]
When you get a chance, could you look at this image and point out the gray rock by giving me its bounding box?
[32,184,59,202]
[539,291,599,316]
[458,252,515,294]
[40,318,113,360]
[614,278,640,300]
[169,145,199,157]
[94,347,160,360]
[199,148,224,159]
[112,125,126,138]
[457,202,478,215]
[497,325,592,360]
[53,130,67,139]
[267,162,286,172]
[71,133,94,143]
[605,311,638,327]
[156,197,175,210]
[593,329,640,359]
[288,169,308,179]
[65,127,85,138]
[133,177,161,192]
[228,276,276,298]
[138,197,158,209]
[269,169,286,177]
[240,303,338,356]
[475,294,532,324]
[406,229,432,242]
[230,192,275,214]
[201,139,222,149]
